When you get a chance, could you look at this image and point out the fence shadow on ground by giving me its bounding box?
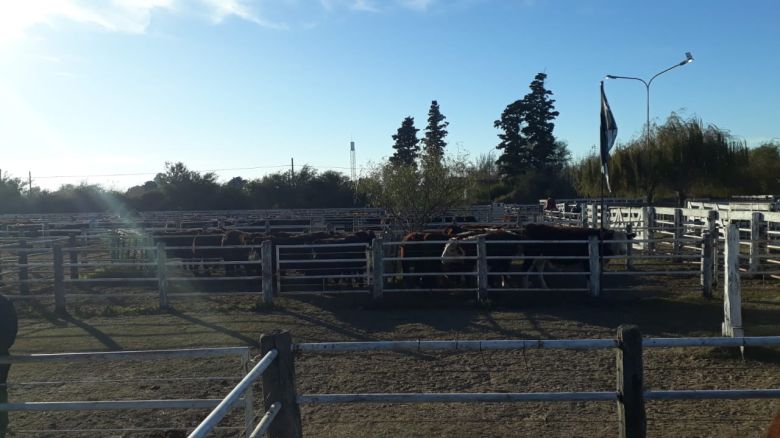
[23,300,124,351]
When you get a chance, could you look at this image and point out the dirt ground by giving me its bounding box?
[4,271,780,437]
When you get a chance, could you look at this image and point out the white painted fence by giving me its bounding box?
[278,327,780,438]
[0,347,256,436]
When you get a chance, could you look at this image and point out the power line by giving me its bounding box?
[30,164,367,180]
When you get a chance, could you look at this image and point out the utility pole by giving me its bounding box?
[290,158,294,182]
[28,171,32,193]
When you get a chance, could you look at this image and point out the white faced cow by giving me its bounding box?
[518,223,635,289]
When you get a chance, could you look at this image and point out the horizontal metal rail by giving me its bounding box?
[0,399,222,411]
[294,338,618,352]
[279,258,367,264]
[645,389,780,400]
[297,391,618,404]
[0,347,249,364]
[294,336,780,352]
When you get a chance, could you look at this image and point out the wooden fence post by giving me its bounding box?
[624,223,634,271]
[260,331,303,438]
[156,242,169,310]
[645,207,656,253]
[262,240,274,304]
[68,234,79,279]
[616,325,646,438]
[749,212,765,275]
[476,236,488,302]
[673,208,683,262]
[706,210,719,285]
[18,240,29,295]
[700,232,713,298]
[723,224,743,337]
[588,236,601,298]
[371,238,384,300]
[53,245,66,315]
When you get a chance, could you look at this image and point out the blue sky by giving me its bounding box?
[1,0,778,190]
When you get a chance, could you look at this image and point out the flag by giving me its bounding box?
[600,80,618,192]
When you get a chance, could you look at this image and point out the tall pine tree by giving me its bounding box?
[422,100,449,159]
[494,99,529,180]
[522,73,562,170]
[390,116,420,166]
[495,73,566,181]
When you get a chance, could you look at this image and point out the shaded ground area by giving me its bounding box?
[4,274,780,437]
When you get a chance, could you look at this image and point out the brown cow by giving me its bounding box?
[767,411,780,438]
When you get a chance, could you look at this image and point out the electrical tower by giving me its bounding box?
[350,141,356,181]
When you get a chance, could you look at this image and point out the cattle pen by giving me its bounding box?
[2,200,780,436]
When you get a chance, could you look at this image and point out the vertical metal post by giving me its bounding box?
[588,236,601,297]
[578,203,587,228]
[749,212,764,274]
[156,242,169,310]
[18,240,28,295]
[371,238,384,300]
[624,223,634,271]
[53,245,65,315]
[262,240,274,304]
[645,207,656,253]
[616,325,646,438]
[476,236,488,302]
[700,232,713,298]
[591,202,598,229]
[68,234,79,279]
[673,208,683,261]
[260,331,303,438]
[723,224,743,337]
[241,350,255,437]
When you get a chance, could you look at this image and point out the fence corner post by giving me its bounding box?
[616,325,646,438]
[371,237,384,300]
[260,330,303,438]
[588,235,601,297]
[476,236,488,303]
[53,244,66,315]
[261,240,274,304]
[700,232,713,298]
[156,242,169,310]
[723,223,743,337]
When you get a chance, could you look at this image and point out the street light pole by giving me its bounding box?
[605,52,694,146]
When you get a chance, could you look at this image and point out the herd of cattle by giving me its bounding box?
[140,223,635,290]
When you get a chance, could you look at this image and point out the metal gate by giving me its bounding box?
[275,243,370,294]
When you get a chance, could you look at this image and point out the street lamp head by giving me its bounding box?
[680,52,694,65]
[605,75,617,79]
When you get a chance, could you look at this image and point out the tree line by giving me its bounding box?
[0,72,777,216]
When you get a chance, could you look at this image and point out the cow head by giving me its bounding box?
[441,237,467,265]
[602,230,636,256]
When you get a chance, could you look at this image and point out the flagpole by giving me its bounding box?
[600,172,605,229]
